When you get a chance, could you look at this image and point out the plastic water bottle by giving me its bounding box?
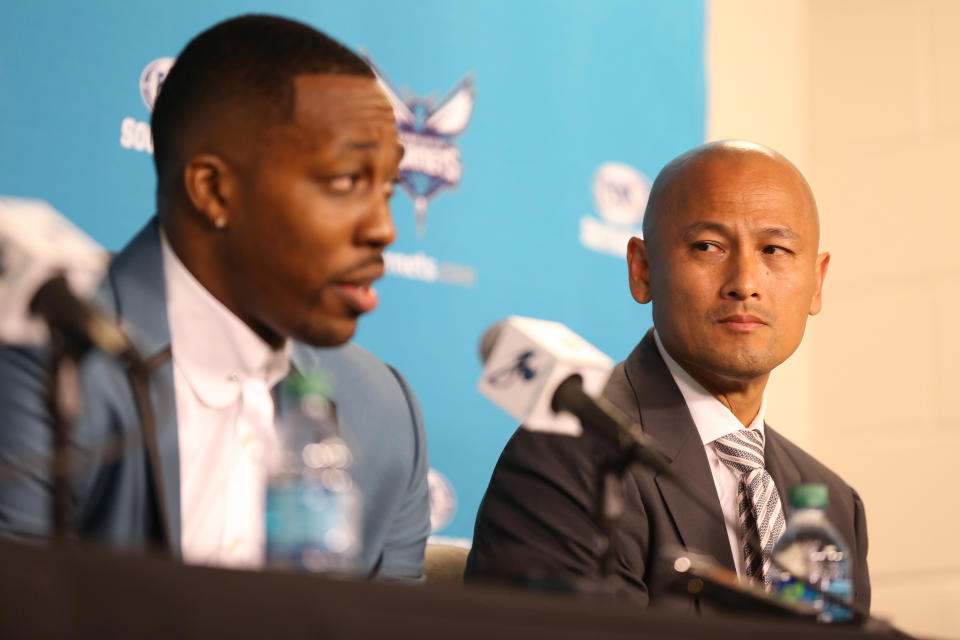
[770,483,853,622]
[265,371,362,574]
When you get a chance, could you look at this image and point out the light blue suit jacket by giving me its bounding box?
[0,220,430,580]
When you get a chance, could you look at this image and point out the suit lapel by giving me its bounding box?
[618,331,736,572]
[103,219,181,554]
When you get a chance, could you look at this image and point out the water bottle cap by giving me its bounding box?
[789,483,828,509]
[282,370,334,401]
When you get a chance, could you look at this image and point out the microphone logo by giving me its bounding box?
[487,350,538,388]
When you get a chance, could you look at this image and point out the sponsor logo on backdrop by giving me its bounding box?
[579,162,651,258]
[140,57,175,111]
[120,57,174,154]
[382,250,476,287]
[364,55,474,236]
[427,468,456,532]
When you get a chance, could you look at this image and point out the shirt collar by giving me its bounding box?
[160,230,291,408]
[653,330,765,445]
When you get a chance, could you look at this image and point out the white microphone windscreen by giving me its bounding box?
[0,197,109,346]
[477,316,613,436]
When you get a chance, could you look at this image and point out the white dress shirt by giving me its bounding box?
[653,331,766,577]
[161,232,290,569]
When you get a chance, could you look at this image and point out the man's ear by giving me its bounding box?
[627,236,653,304]
[808,251,830,315]
[183,154,237,229]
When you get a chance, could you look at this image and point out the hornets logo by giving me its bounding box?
[365,56,475,234]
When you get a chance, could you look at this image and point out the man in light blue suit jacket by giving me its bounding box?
[0,15,429,580]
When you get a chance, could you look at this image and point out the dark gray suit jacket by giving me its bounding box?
[465,331,870,612]
[0,220,430,580]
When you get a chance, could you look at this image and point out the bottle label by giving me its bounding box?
[774,576,852,622]
[265,476,360,574]
[822,579,853,622]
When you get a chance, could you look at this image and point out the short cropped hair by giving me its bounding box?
[151,14,373,187]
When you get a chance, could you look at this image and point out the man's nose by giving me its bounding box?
[357,189,397,249]
[722,251,761,300]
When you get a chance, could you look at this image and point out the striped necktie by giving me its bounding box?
[713,429,785,586]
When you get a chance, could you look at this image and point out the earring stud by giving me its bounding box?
[213,216,227,229]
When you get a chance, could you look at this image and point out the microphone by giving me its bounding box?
[0,197,153,542]
[552,374,672,473]
[477,316,614,437]
[0,197,134,358]
[478,316,669,468]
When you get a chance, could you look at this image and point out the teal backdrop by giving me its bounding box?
[0,0,705,540]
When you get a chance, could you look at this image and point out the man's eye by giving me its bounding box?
[328,175,358,193]
[763,245,791,255]
[692,241,719,252]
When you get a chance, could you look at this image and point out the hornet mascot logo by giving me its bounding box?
[364,56,475,234]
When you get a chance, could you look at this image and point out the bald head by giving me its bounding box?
[641,141,819,250]
[626,140,830,400]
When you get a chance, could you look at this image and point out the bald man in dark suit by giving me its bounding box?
[465,141,869,613]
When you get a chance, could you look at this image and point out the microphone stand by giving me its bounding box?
[30,275,156,544]
[44,326,83,540]
[596,455,631,585]
[26,337,169,549]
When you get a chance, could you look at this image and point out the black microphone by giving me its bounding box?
[551,373,672,473]
[29,274,136,360]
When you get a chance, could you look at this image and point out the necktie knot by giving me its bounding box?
[714,428,766,475]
